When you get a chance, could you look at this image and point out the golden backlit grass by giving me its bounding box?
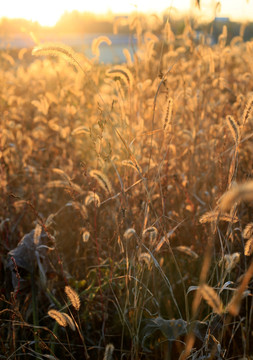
[1,18,253,359]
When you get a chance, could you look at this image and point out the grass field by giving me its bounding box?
[1,16,253,359]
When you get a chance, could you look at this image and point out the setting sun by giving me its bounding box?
[0,0,253,26]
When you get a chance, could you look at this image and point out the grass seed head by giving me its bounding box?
[219,181,253,212]
[200,284,224,315]
[65,286,80,311]
[243,223,253,239]
[48,309,67,327]
[242,94,253,126]
[103,344,115,360]
[244,237,253,256]
[123,228,137,241]
[90,169,112,194]
[223,252,240,272]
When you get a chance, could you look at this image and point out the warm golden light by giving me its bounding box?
[0,0,252,26]
[0,0,176,27]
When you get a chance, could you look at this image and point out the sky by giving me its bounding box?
[0,0,252,26]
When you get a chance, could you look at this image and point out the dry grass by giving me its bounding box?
[1,14,253,360]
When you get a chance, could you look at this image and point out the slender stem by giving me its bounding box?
[31,272,40,354]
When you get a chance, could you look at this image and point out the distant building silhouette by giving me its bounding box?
[214,17,229,22]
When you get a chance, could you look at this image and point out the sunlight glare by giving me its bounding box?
[0,0,252,27]
[0,0,191,27]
